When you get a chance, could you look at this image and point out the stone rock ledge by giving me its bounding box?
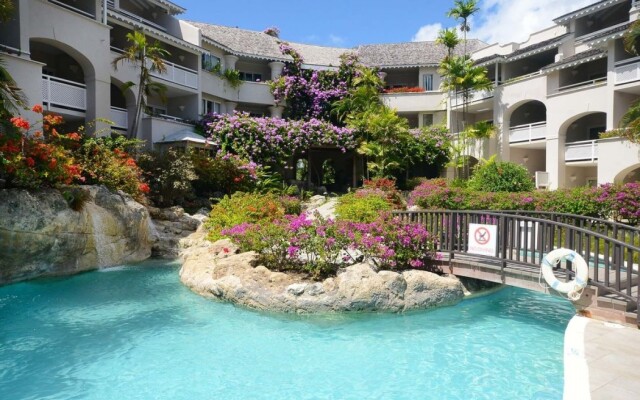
[179,237,467,313]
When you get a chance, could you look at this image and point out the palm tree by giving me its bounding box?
[436,28,461,60]
[0,0,13,22]
[446,0,479,56]
[0,1,26,123]
[624,19,640,56]
[439,55,492,177]
[112,30,169,139]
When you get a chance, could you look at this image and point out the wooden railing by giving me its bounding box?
[393,210,640,321]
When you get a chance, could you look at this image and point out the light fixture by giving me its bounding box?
[571,68,579,77]
[178,55,185,62]
[523,155,529,164]
[178,105,185,112]
[570,174,577,182]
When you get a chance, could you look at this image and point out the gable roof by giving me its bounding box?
[356,39,487,69]
[541,49,607,72]
[289,43,349,68]
[505,33,571,61]
[554,0,629,24]
[186,21,289,61]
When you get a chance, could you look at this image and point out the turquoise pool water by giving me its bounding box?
[0,261,575,400]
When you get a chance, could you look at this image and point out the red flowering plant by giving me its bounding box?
[0,105,83,188]
[76,134,150,201]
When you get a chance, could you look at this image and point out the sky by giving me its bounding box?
[179,0,598,48]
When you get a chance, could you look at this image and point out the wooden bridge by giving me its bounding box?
[394,210,640,327]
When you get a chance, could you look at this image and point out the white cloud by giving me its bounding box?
[412,23,443,42]
[329,34,346,45]
[473,0,597,44]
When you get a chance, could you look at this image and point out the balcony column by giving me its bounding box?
[223,55,239,71]
[225,101,237,115]
[269,61,285,79]
[86,73,111,136]
[269,105,284,118]
[546,135,566,190]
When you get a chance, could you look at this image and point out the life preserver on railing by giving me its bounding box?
[541,248,589,301]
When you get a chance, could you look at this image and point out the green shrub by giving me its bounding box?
[77,136,148,201]
[206,192,296,241]
[336,190,393,222]
[467,158,535,192]
[137,149,197,207]
[191,152,258,198]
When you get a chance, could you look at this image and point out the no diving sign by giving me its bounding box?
[468,223,497,256]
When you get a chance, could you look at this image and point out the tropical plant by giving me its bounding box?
[439,55,492,177]
[615,21,640,142]
[436,28,461,59]
[0,0,13,22]
[0,58,26,122]
[446,0,479,55]
[467,157,535,193]
[222,68,242,89]
[137,148,197,207]
[112,31,169,139]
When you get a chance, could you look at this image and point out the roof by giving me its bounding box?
[356,39,488,68]
[554,0,629,24]
[289,43,349,68]
[149,0,186,15]
[575,21,631,44]
[186,21,289,61]
[541,49,607,72]
[474,54,505,66]
[159,129,208,144]
[505,33,571,61]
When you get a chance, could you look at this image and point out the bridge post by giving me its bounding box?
[500,215,508,283]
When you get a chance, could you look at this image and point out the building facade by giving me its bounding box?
[2,0,640,189]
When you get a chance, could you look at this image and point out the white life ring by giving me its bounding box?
[541,248,589,301]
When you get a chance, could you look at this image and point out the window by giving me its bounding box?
[239,72,263,82]
[422,113,434,127]
[202,53,221,72]
[423,74,434,91]
[202,100,221,115]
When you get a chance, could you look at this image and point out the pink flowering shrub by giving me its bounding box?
[222,213,437,279]
[408,179,640,223]
[204,112,357,167]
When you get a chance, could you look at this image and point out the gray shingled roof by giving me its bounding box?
[576,21,631,43]
[356,39,487,68]
[506,33,571,61]
[541,49,607,71]
[290,43,349,67]
[186,21,288,61]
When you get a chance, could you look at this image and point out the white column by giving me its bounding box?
[223,55,239,71]
[269,105,284,118]
[225,101,237,115]
[269,61,285,80]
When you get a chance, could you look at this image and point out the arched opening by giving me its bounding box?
[295,158,308,182]
[562,112,606,188]
[29,39,89,119]
[507,100,547,179]
[615,164,640,184]
[322,159,336,186]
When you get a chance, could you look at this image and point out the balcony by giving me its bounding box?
[106,0,166,32]
[110,107,128,130]
[380,91,444,113]
[509,122,546,143]
[565,140,598,163]
[48,0,95,19]
[42,75,86,111]
[149,60,198,89]
[614,56,640,85]
[238,82,274,105]
[452,88,495,107]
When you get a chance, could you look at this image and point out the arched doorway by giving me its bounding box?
[562,112,605,187]
[507,100,547,177]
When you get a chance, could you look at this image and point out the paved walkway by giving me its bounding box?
[564,316,640,400]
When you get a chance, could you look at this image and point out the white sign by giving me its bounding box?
[468,223,498,257]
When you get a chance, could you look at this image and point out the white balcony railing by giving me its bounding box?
[110,107,128,129]
[149,60,198,89]
[554,77,607,94]
[565,140,599,162]
[42,75,86,111]
[453,88,494,106]
[509,122,546,143]
[614,56,640,85]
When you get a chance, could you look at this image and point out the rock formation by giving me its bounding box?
[0,186,152,284]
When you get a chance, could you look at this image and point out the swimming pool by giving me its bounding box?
[0,260,575,399]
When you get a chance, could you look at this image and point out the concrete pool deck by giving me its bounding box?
[564,316,640,400]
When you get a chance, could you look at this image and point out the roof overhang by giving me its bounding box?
[554,0,628,24]
[506,39,567,62]
[149,0,186,15]
[108,12,203,53]
[542,51,607,73]
[201,36,289,62]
